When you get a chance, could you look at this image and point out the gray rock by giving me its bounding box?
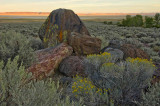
[103,47,124,62]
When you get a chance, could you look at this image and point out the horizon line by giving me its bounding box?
[0,12,158,16]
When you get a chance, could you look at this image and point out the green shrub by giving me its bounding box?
[96,36,109,49]
[106,58,155,105]
[141,82,160,106]
[72,76,114,106]
[151,56,160,63]
[0,56,83,106]
[0,31,35,68]
[28,37,43,50]
[87,52,112,68]
[140,37,155,43]
[153,46,160,52]
[0,56,31,105]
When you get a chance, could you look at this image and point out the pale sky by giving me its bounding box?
[0,0,160,13]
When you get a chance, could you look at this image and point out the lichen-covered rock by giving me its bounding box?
[39,8,90,47]
[68,32,101,55]
[59,56,86,77]
[120,44,150,60]
[27,43,73,79]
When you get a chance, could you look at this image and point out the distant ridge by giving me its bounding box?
[0,12,157,16]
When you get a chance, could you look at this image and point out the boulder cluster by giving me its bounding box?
[28,9,157,82]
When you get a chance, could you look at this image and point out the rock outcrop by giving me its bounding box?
[120,44,150,60]
[39,8,90,47]
[59,56,86,77]
[68,32,101,55]
[28,43,73,79]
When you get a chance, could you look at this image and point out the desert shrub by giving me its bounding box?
[0,23,42,38]
[84,53,156,105]
[141,82,160,106]
[135,32,148,38]
[13,79,83,106]
[141,47,158,57]
[0,31,35,68]
[100,58,155,105]
[140,37,155,43]
[0,56,32,105]
[153,46,160,52]
[87,52,112,68]
[72,76,114,106]
[29,37,44,50]
[124,38,143,47]
[96,36,109,49]
[0,56,83,106]
[151,56,160,63]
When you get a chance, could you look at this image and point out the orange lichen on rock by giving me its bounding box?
[59,29,63,42]
[46,16,50,34]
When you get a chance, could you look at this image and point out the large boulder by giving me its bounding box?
[68,32,101,55]
[120,44,150,60]
[59,56,86,77]
[28,43,73,79]
[39,8,90,47]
